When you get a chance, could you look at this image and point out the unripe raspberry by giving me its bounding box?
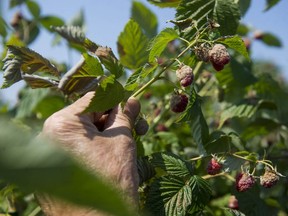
[228,195,239,210]
[135,117,149,136]
[170,93,188,113]
[235,173,255,192]
[176,65,194,87]
[207,158,222,175]
[260,169,279,188]
[209,44,230,71]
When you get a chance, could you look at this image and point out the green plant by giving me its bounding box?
[1,0,288,215]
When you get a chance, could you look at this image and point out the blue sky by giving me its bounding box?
[1,0,288,105]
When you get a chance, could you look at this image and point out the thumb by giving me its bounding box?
[104,98,140,131]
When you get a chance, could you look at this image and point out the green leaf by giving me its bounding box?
[188,175,212,210]
[146,175,192,216]
[58,54,103,95]
[85,80,125,113]
[218,99,278,129]
[51,26,98,52]
[16,88,50,119]
[223,155,246,172]
[217,35,250,60]
[132,1,158,38]
[124,67,143,91]
[0,16,8,38]
[150,152,193,177]
[241,118,280,140]
[205,131,232,154]
[117,19,149,69]
[9,0,26,8]
[148,28,178,63]
[0,120,135,216]
[39,16,65,30]
[223,208,246,216]
[138,156,156,185]
[181,92,209,156]
[26,0,41,18]
[176,0,215,40]
[214,0,241,35]
[94,46,124,78]
[1,45,59,88]
[147,0,181,8]
[238,0,251,16]
[264,0,281,11]
[260,32,282,47]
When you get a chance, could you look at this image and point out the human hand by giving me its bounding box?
[37,92,140,216]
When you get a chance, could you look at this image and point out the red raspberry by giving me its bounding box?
[253,31,264,40]
[155,123,168,132]
[176,65,194,87]
[134,117,149,136]
[207,158,222,175]
[235,173,255,192]
[170,93,188,113]
[260,169,279,188]
[228,195,239,210]
[209,44,230,71]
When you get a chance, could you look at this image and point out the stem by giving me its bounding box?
[131,39,198,98]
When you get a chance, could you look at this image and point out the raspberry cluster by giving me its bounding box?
[235,172,255,192]
[207,158,222,175]
[208,44,230,71]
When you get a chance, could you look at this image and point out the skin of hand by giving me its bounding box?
[36,92,141,216]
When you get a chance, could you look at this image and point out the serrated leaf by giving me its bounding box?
[217,35,250,60]
[23,74,59,89]
[94,46,124,78]
[138,156,156,185]
[16,88,50,118]
[150,152,193,177]
[132,1,158,38]
[147,0,181,8]
[0,120,135,216]
[85,80,124,113]
[205,131,232,154]
[1,45,59,88]
[188,175,212,210]
[26,0,41,18]
[146,175,192,216]
[58,54,103,95]
[264,0,281,11]
[176,0,215,40]
[180,92,209,156]
[148,28,178,63]
[223,155,246,172]
[223,208,246,216]
[52,26,98,52]
[124,67,143,91]
[117,19,149,69]
[260,32,282,47]
[214,0,241,35]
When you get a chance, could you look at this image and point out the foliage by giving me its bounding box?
[1,0,288,215]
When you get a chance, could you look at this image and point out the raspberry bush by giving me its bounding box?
[0,0,288,215]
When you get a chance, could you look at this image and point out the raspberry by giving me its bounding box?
[176,65,194,87]
[254,31,264,40]
[207,158,222,175]
[134,117,149,136]
[235,173,255,192]
[209,44,230,71]
[260,169,279,188]
[194,44,210,62]
[155,124,168,132]
[228,195,239,210]
[170,93,188,113]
